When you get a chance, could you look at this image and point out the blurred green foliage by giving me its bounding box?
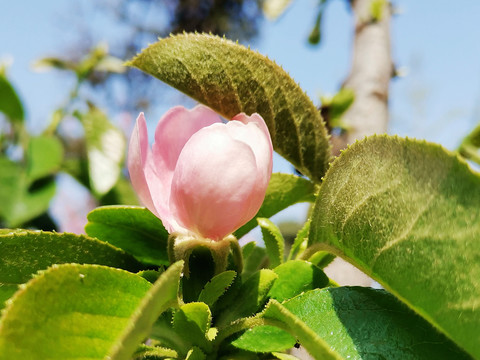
[458,121,480,166]
[0,54,135,230]
[1,1,266,230]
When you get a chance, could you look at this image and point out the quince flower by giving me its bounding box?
[128,105,273,241]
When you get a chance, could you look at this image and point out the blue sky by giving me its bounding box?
[2,1,479,147]
[257,1,480,149]
[1,1,480,227]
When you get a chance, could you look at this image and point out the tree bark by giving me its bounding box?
[328,0,393,287]
[291,3,393,358]
[332,0,393,154]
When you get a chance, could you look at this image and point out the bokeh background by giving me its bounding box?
[1,0,479,237]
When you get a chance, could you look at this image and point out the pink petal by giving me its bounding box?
[170,123,261,240]
[150,105,222,232]
[228,113,273,187]
[228,113,274,218]
[127,113,158,217]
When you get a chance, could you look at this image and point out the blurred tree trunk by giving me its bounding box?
[292,3,393,357]
[331,0,393,154]
[327,0,393,284]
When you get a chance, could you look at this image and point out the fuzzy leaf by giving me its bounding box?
[309,135,480,358]
[268,260,329,302]
[264,287,470,359]
[236,173,316,238]
[185,347,206,360]
[288,220,310,261]
[172,302,212,353]
[132,345,178,359]
[0,264,152,359]
[242,244,268,279]
[0,285,17,311]
[231,325,296,353]
[0,230,145,288]
[216,269,278,327]
[128,33,331,183]
[258,218,284,268]
[86,206,169,266]
[458,121,480,166]
[262,300,341,360]
[198,271,236,308]
[107,261,184,360]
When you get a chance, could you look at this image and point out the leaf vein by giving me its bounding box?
[371,194,436,268]
[340,179,402,234]
[204,45,243,113]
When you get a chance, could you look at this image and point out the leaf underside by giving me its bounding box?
[86,205,169,266]
[263,287,470,359]
[107,261,183,360]
[0,230,144,286]
[310,135,480,358]
[0,264,152,359]
[128,33,331,183]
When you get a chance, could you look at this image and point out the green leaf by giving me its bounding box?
[329,88,355,122]
[268,287,470,359]
[198,271,237,308]
[133,345,178,359]
[107,261,184,360]
[321,88,355,130]
[236,173,316,238]
[307,251,335,269]
[0,230,145,288]
[458,121,480,166]
[268,260,329,302]
[309,135,480,358]
[177,302,211,336]
[242,244,268,279]
[9,179,56,227]
[128,34,331,183]
[137,269,163,284]
[216,269,278,328]
[0,157,56,227]
[262,300,341,360]
[150,311,190,351]
[288,218,310,261]
[33,56,76,71]
[308,10,322,45]
[0,157,23,221]
[26,135,63,181]
[241,241,256,260]
[79,105,126,196]
[86,206,169,266]
[0,72,24,122]
[0,264,152,359]
[185,347,206,360]
[258,218,284,268]
[173,302,212,353]
[0,284,17,311]
[231,325,296,353]
[292,221,335,268]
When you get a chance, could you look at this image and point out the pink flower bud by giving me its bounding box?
[128,105,273,241]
